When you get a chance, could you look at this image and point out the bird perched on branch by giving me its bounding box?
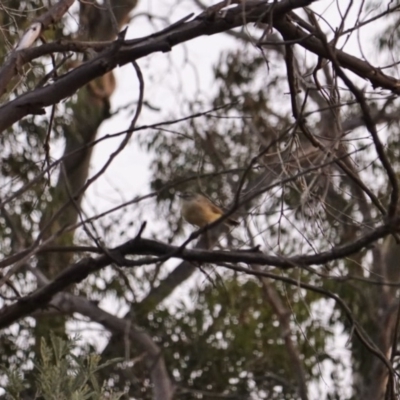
[178,191,239,228]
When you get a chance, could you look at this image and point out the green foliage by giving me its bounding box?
[2,335,124,400]
[122,277,330,399]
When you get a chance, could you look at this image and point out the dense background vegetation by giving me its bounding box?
[1,0,400,399]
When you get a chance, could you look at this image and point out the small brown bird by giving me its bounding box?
[179,192,239,228]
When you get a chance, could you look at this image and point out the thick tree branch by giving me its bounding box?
[0,217,398,329]
[3,0,400,132]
